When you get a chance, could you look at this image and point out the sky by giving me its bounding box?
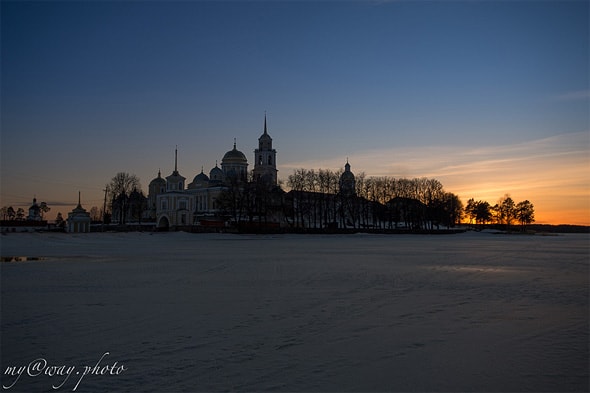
[1,1,589,225]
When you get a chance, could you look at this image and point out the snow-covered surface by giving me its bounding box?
[1,232,588,392]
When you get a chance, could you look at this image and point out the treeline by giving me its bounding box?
[465,195,535,230]
[285,169,463,230]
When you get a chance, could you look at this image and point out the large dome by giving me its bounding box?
[222,143,247,164]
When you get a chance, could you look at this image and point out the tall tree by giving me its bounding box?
[109,173,141,224]
[55,212,65,228]
[89,206,101,221]
[515,200,535,231]
[498,195,516,229]
[39,202,50,220]
[466,199,492,228]
[6,206,16,220]
[16,208,25,220]
[474,201,492,227]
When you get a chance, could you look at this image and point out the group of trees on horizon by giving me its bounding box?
[92,169,536,231]
[465,195,535,230]
[283,168,463,230]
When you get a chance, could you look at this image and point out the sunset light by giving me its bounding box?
[1,1,588,226]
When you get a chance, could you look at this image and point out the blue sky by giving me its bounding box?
[1,1,588,223]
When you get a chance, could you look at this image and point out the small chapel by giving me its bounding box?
[67,192,91,233]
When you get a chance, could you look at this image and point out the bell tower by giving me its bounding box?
[253,114,278,185]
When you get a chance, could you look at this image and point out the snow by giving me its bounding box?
[1,232,588,392]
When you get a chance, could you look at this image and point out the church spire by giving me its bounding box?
[76,191,83,209]
[264,112,268,135]
[174,146,178,172]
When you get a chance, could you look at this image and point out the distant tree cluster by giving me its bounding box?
[285,169,462,230]
[465,194,535,231]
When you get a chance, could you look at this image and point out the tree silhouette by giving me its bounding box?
[493,194,516,229]
[109,172,141,224]
[6,206,16,220]
[516,200,535,231]
[16,208,25,220]
[39,202,50,220]
[89,206,101,221]
[466,199,492,228]
[55,212,65,228]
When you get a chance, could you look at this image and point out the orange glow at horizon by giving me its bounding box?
[281,132,590,226]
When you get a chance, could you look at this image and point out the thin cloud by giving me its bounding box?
[279,131,590,224]
[554,89,590,101]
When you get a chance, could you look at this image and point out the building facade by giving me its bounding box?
[67,193,91,233]
[152,116,277,230]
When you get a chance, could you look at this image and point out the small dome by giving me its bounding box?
[149,170,166,186]
[222,141,247,164]
[193,171,210,184]
[209,165,224,181]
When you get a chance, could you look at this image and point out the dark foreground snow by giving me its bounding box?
[1,232,588,392]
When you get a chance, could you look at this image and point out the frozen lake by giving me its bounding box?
[1,232,588,392]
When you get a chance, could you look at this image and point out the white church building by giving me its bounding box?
[149,116,278,230]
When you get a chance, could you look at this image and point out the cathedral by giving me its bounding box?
[149,116,278,230]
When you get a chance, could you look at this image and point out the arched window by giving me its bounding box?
[178,181,183,190]
[268,156,272,165]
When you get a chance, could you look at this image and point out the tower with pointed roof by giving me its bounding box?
[165,147,186,191]
[339,159,356,196]
[67,192,91,232]
[253,114,278,185]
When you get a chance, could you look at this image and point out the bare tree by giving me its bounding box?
[109,172,141,224]
[89,206,101,221]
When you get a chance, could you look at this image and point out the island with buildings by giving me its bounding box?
[2,116,544,234]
